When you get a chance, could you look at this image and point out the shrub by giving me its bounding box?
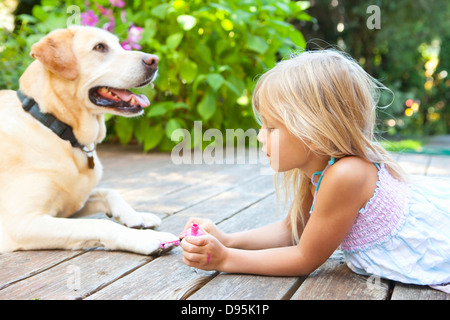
[1,0,310,151]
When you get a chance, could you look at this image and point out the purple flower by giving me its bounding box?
[96,4,114,18]
[121,41,132,51]
[121,25,143,50]
[130,43,142,50]
[80,10,99,27]
[120,10,127,23]
[103,18,115,32]
[109,0,125,8]
[128,25,143,44]
[121,40,141,51]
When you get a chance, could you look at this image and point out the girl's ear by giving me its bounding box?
[30,28,79,81]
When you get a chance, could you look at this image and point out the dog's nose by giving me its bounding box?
[142,54,159,69]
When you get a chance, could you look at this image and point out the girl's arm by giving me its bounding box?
[225,188,313,249]
[181,188,313,250]
[182,158,375,275]
[181,218,293,250]
[225,216,293,249]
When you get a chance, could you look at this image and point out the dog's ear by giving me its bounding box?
[31,29,79,81]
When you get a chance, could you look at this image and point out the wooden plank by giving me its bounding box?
[99,161,224,208]
[391,282,450,300]
[101,151,267,217]
[85,250,217,300]
[389,152,400,161]
[97,145,173,182]
[87,174,276,299]
[0,250,82,291]
[2,147,446,300]
[218,193,285,235]
[136,163,266,215]
[291,254,391,300]
[426,155,450,176]
[188,274,302,300]
[0,151,273,300]
[396,153,431,175]
[161,174,276,235]
[187,194,294,300]
[0,250,151,300]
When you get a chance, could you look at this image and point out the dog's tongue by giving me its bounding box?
[109,88,150,108]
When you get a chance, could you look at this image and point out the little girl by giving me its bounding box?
[180,49,450,293]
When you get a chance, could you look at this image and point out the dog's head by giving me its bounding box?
[29,26,157,117]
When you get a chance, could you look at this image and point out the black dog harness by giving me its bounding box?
[17,90,96,169]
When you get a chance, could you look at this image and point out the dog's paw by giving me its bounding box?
[122,211,162,229]
[132,230,179,256]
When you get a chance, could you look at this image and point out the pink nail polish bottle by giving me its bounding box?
[185,223,203,237]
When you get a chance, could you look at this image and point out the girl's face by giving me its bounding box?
[257,111,312,173]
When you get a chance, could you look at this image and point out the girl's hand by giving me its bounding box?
[181,234,227,271]
[179,217,228,245]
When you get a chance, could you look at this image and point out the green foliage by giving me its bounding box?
[1,0,310,152]
[301,0,450,139]
[380,139,423,153]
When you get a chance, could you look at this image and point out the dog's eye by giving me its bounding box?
[93,43,107,53]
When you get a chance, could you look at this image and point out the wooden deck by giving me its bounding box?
[1,145,449,301]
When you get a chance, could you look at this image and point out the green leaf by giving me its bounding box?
[270,20,292,35]
[134,117,149,144]
[293,1,311,11]
[215,39,229,57]
[296,12,313,22]
[143,124,164,152]
[180,59,198,83]
[226,74,246,94]
[224,80,242,96]
[197,91,217,121]
[151,3,171,19]
[193,74,207,92]
[32,6,47,21]
[174,102,190,110]
[195,42,213,64]
[147,103,169,118]
[16,14,37,24]
[166,33,184,50]
[104,114,113,122]
[247,35,269,54]
[114,117,133,145]
[165,118,183,138]
[289,28,306,48]
[177,15,197,31]
[261,5,277,14]
[206,73,225,92]
[143,19,157,39]
[275,2,291,15]
[221,19,234,31]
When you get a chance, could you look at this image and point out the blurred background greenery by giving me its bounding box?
[1,0,449,153]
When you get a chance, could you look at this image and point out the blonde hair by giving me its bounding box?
[252,49,406,244]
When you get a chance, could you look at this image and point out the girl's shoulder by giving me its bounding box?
[322,156,379,210]
[329,156,377,177]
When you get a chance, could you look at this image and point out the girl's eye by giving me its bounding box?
[93,43,107,52]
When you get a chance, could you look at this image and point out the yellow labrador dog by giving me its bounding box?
[0,26,178,255]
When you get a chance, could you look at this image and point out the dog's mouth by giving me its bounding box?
[89,86,150,114]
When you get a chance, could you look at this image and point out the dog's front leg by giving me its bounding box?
[5,214,177,255]
[75,188,162,229]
